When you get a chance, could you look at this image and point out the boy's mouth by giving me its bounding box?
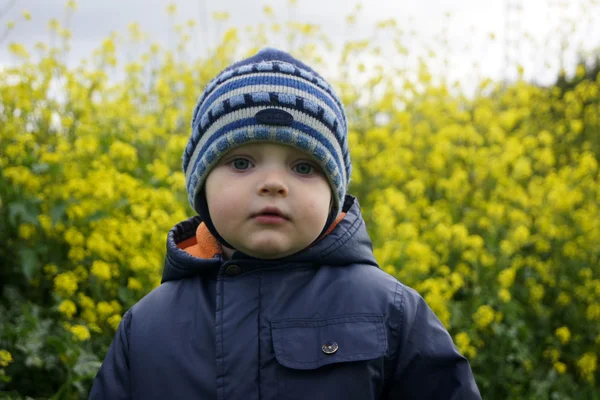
[251,206,290,221]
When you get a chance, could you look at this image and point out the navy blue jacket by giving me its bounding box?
[90,196,481,399]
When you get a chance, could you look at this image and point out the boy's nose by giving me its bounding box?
[258,171,288,196]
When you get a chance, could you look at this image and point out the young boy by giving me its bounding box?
[90,48,481,399]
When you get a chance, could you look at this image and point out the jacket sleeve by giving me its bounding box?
[89,310,132,400]
[384,284,482,399]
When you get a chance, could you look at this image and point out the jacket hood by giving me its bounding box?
[161,195,378,283]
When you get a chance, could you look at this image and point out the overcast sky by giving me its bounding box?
[1,0,599,90]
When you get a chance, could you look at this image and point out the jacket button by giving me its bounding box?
[225,265,242,277]
[322,341,338,355]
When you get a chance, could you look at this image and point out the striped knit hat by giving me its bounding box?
[183,48,351,247]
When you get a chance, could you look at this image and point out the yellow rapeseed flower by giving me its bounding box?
[44,263,58,276]
[127,277,143,291]
[58,300,77,319]
[74,265,89,281]
[576,64,586,79]
[77,293,95,310]
[424,291,450,328]
[544,349,560,362]
[544,348,560,362]
[498,268,516,288]
[479,252,496,268]
[64,227,85,247]
[263,5,274,16]
[529,284,545,303]
[70,325,90,341]
[577,353,597,383]
[557,292,572,306]
[97,301,114,317]
[454,332,477,358]
[108,314,122,331]
[47,18,60,32]
[18,223,36,240]
[166,3,176,15]
[67,246,86,263]
[586,304,600,321]
[511,225,531,247]
[109,141,138,169]
[473,305,495,330]
[498,288,511,303]
[500,240,515,256]
[554,362,567,374]
[110,301,123,316]
[455,332,470,351]
[579,268,593,280]
[54,272,79,297]
[512,157,532,180]
[554,327,571,344]
[91,261,112,281]
[82,308,98,324]
[8,43,30,59]
[0,350,13,367]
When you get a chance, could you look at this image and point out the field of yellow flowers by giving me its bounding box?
[0,6,599,400]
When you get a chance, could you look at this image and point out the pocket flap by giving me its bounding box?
[270,315,387,370]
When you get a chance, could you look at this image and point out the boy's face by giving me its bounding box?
[205,143,332,259]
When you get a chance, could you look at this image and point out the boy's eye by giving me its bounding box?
[232,158,252,170]
[293,162,314,175]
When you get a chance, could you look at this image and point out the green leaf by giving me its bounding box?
[8,201,38,226]
[115,198,129,208]
[46,335,68,355]
[18,248,40,281]
[118,287,134,304]
[50,202,68,225]
[84,210,110,223]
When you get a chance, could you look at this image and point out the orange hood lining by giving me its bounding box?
[177,212,347,259]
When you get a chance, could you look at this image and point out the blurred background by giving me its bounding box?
[0,0,599,399]
[2,0,600,88]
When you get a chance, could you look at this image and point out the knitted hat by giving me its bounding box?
[182,47,351,248]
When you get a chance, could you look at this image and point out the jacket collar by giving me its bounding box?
[161,195,379,283]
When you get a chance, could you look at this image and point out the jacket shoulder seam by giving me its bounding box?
[320,213,363,258]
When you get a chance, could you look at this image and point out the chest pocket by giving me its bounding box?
[270,315,387,400]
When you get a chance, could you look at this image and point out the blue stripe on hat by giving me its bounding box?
[251,92,271,103]
[278,93,297,105]
[276,62,295,74]
[196,75,344,126]
[195,97,343,151]
[275,128,293,143]
[295,134,312,151]
[255,127,271,140]
[229,94,246,108]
